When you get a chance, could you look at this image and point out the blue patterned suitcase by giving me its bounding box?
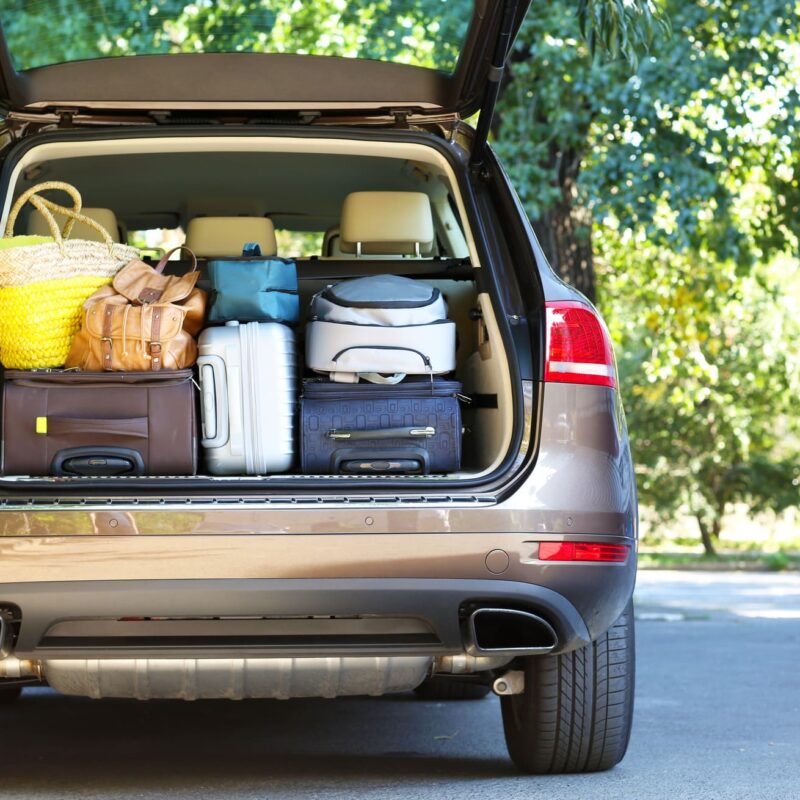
[300,379,463,475]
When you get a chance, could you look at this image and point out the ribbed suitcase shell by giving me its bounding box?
[300,379,462,474]
[197,322,296,475]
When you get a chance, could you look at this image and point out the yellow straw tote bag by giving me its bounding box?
[0,182,139,369]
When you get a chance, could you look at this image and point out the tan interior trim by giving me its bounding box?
[1,135,482,266]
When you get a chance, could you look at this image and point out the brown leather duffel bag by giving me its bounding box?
[1,369,197,476]
[65,247,206,371]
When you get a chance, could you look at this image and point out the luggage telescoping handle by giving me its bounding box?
[327,426,436,441]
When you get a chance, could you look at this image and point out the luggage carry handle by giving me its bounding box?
[331,447,430,476]
[327,426,436,441]
[196,354,230,448]
[329,345,434,387]
[51,446,146,477]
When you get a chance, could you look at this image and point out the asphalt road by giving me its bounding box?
[3,570,799,800]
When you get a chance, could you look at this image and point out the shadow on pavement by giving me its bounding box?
[3,688,515,793]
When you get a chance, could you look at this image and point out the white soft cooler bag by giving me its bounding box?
[305,275,457,384]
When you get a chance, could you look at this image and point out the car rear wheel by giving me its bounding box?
[0,686,22,704]
[501,602,635,774]
[414,676,492,700]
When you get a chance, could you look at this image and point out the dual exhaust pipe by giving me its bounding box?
[465,607,558,657]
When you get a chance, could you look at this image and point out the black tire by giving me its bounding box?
[0,686,22,705]
[501,602,635,774]
[414,676,492,700]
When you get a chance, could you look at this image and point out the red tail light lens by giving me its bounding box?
[538,542,630,563]
[544,301,616,388]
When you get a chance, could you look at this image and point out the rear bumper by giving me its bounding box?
[1,548,635,660]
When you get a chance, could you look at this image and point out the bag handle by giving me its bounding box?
[5,180,82,239]
[5,182,117,256]
[155,245,198,274]
[329,345,433,386]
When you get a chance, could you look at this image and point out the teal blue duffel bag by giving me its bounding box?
[207,243,299,324]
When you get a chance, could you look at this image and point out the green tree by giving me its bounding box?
[598,238,800,554]
[493,0,800,551]
[494,0,798,301]
[3,0,663,71]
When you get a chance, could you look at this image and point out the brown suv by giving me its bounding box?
[0,1,636,774]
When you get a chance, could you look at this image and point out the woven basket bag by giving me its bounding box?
[0,181,139,369]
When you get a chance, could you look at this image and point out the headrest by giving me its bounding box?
[28,207,122,243]
[185,217,277,258]
[339,192,435,256]
[322,225,342,258]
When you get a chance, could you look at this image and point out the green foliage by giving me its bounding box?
[2,0,470,71]
[598,233,800,549]
[764,551,792,572]
[494,0,800,548]
[497,0,798,261]
[578,0,670,70]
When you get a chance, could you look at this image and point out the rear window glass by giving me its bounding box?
[1,0,471,73]
[275,230,323,258]
[128,227,184,254]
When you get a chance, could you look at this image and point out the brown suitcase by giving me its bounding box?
[1,369,197,476]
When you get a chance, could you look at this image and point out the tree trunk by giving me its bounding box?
[495,53,597,303]
[696,516,717,557]
[530,146,596,302]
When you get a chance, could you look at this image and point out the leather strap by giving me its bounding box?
[149,306,163,371]
[155,246,198,274]
[137,287,163,304]
[101,306,114,371]
[45,416,149,438]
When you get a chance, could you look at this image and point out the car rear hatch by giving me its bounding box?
[0,0,529,123]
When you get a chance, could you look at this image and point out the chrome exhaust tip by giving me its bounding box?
[466,608,558,656]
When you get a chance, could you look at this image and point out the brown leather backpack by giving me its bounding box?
[66,247,206,371]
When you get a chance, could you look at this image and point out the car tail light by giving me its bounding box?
[538,542,630,563]
[544,301,616,388]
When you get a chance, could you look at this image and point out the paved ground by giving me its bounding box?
[3,571,799,799]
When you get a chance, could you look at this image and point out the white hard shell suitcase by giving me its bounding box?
[197,321,296,475]
[306,275,457,383]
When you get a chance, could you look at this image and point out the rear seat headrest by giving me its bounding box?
[28,207,123,244]
[185,217,277,258]
[322,225,342,258]
[339,192,435,257]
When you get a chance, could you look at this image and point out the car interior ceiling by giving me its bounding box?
[2,147,514,481]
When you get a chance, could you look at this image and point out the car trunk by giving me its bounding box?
[0,0,537,500]
[0,127,534,499]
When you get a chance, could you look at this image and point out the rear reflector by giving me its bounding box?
[544,301,616,388]
[538,542,630,563]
